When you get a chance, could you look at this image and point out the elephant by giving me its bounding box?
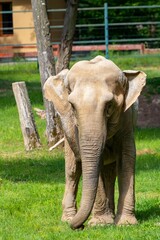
[44,56,146,230]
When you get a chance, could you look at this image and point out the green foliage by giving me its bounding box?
[0,58,160,239]
[76,1,160,48]
[79,0,160,7]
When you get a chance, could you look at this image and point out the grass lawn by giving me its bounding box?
[0,55,160,239]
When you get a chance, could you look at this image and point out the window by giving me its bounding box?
[0,2,13,35]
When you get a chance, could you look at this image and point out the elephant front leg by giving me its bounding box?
[62,139,81,223]
[115,136,138,225]
[88,162,116,226]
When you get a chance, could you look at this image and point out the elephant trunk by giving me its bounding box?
[70,129,105,229]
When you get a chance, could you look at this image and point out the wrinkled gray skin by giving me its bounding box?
[44,56,146,230]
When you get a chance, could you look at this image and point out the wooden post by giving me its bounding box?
[12,82,41,151]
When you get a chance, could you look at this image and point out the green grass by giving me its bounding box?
[0,57,160,239]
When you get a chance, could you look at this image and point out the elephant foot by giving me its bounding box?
[88,213,114,226]
[115,214,138,225]
[61,210,76,223]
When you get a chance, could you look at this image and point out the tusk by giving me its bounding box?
[49,138,64,151]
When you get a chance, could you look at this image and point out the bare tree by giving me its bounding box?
[31,0,57,146]
[31,0,78,146]
[56,0,79,73]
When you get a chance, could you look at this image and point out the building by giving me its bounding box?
[0,0,66,58]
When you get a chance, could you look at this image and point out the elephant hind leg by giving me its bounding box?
[88,162,116,226]
[62,139,82,223]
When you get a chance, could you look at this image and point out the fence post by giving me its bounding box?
[104,3,109,59]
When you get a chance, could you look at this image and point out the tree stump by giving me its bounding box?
[12,82,41,151]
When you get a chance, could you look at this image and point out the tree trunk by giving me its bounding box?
[31,0,78,146]
[56,0,79,73]
[12,82,41,151]
[31,0,58,146]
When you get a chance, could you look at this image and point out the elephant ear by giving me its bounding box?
[43,69,70,116]
[44,69,80,159]
[123,70,146,111]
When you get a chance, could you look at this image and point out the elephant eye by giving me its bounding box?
[70,102,75,111]
[106,101,114,118]
[70,102,77,116]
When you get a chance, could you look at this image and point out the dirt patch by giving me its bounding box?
[137,94,160,128]
[136,149,156,156]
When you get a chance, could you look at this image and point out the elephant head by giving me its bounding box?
[44,56,146,229]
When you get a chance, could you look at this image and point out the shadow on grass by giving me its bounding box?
[0,78,43,110]
[1,152,159,183]
[0,63,43,110]
[137,199,160,222]
[0,154,65,184]
[136,153,160,174]
[135,128,160,141]
[147,77,160,95]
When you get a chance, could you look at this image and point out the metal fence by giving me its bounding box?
[49,5,160,47]
[0,4,160,61]
[108,5,160,46]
